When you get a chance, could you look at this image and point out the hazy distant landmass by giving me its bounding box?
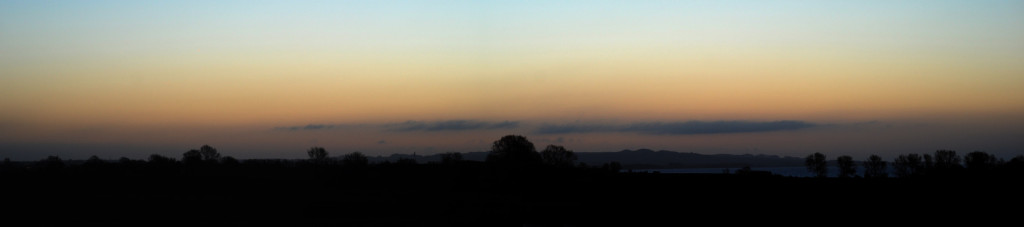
[372,149,803,169]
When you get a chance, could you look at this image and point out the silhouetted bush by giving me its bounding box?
[148,154,177,168]
[602,161,622,173]
[1001,155,1024,176]
[1,158,11,172]
[221,156,240,166]
[395,158,417,166]
[36,156,65,170]
[439,152,463,165]
[84,155,105,166]
[342,152,369,168]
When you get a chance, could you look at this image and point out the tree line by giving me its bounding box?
[0,135,624,176]
[804,150,1024,178]
[5,135,1021,179]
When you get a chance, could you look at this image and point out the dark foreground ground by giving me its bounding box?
[4,162,1022,226]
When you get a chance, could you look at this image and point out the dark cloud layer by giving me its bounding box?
[535,120,816,135]
[388,120,519,131]
[276,120,811,135]
[275,120,520,132]
[273,124,344,131]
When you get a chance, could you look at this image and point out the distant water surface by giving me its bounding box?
[629,166,856,178]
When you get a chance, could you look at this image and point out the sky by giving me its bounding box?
[2,0,1023,161]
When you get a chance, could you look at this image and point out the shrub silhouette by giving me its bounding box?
[439,152,463,164]
[84,155,105,165]
[602,161,622,173]
[342,152,369,168]
[149,154,176,163]
[1,158,11,171]
[221,156,240,166]
[1006,155,1024,173]
[37,156,65,170]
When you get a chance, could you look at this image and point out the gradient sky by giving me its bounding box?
[2,0,1023,161]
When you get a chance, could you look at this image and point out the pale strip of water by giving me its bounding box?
[628,166,857,178]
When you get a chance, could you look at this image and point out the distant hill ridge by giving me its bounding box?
[370,149,804,169]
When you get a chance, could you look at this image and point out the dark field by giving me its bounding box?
[4,159,1021,226]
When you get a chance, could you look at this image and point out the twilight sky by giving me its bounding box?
[2,1,1022,161]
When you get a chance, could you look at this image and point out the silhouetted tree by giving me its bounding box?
[540,145,577,168]
[927,150,962,176]
[933,150,961,170]
[199,145,220,162]
[485,135,542,166]
[0,158,12,173]
[1011,155,1024,164]
[964,151,998,172]
[83,155,105,168]
[893,154,923,178]
[221,156,240,166]
[182,149,202,164]
[37,156,65,170]
[863,155,888,178]
[836,155,856,178]
[922,154,934,175]
[149,154,176,164]
[147,154,178,175]
[395,158,417,165]
[342,152,369,168]
[307,146,329,162]
[576,162,589,169]
[805,152,827,178]
[439,152,463,164]
[1006,155,1024,173]
[734,166,752,175]
[602,161,622,173]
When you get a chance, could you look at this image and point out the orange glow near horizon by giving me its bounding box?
[1,1,1022,160]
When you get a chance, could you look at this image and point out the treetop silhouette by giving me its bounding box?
[486,135,542,166]
[805,152,827,178]
[307,146,329,162]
